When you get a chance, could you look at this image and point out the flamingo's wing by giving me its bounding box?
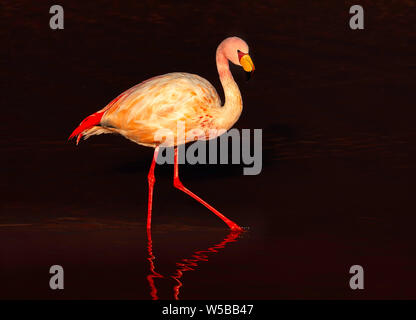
[100,73,221,146]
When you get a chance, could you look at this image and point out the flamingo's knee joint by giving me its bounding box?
[173,178,183,189]
[148,174,155,185]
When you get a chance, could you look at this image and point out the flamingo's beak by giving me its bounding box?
[238,51,255,80]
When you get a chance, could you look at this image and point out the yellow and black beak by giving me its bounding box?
[238,50,255,80]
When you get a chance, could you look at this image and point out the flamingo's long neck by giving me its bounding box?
[215,47,242,130]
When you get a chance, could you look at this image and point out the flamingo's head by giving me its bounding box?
[219,37,255,79]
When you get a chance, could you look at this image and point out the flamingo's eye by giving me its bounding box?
[237,50,246,62]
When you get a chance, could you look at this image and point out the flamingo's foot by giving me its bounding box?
[228,223,244,233]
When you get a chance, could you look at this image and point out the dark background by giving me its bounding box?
[1,0,415,299]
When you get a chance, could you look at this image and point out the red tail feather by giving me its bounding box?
[68,111,104,145]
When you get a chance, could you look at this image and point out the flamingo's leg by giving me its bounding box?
[173,147,243,232]
[147,147,160,230]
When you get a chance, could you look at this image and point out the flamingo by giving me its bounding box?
[69,37,255,232]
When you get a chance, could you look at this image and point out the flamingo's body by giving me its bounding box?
[69,37,255,232]
[75,73,228,147]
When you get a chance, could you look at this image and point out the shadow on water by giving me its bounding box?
[146,228,243,300]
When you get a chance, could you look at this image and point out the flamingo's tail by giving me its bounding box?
[68,111,105,145]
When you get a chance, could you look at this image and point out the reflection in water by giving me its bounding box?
[171,231,242,300]
[146,228,243,300]
[146,229,164,300]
